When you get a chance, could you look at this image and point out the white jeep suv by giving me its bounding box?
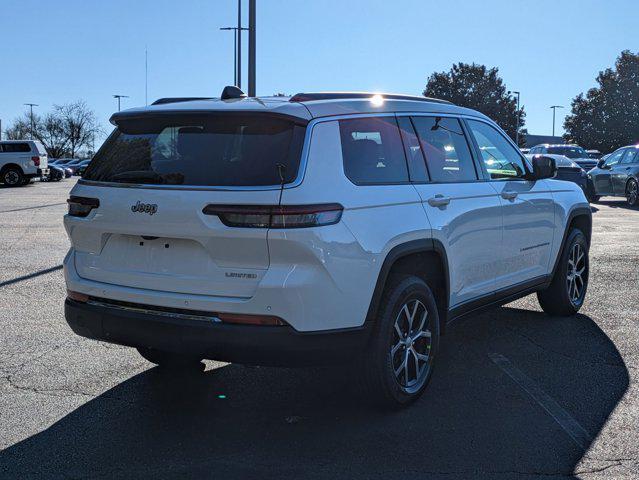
[0,140,49,186]
[64,89,591,406]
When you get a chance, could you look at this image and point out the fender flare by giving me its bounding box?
[550,206,592,279]
[365,238,450,324]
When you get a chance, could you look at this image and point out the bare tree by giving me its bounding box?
[3,101,103,158]
[58,101,102,158]
[4,117,32,140]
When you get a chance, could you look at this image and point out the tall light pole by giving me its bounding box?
[509,91,521,146]
[113,95,129,112]
[248,0,256,96]
[237,0,242,89]
[24,103,38,139]
[220,27,238,86]
[221,26,247,86]
[550,105,564,137]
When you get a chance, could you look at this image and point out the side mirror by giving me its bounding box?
[597,159,607,169]
[530,155,557,180]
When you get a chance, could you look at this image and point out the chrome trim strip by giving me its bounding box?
[86,299,221,323]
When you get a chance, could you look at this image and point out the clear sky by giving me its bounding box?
[1,0,637,144]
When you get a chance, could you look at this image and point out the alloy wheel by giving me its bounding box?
[4,170,19,185]
[627,180,638,206]
[390,299,432,393]
[566,243,586,305]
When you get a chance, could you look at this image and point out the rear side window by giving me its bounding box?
[338,116,409,185]
[83,115,305,186]
[621,148,639,164]
[0,143,31,153]
[411,116,477,182]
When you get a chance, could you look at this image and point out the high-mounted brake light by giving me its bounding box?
[202,204,343,229]
[67,196,100,218]
[31,156,40,167]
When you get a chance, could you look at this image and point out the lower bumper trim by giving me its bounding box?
[65,299,371,367]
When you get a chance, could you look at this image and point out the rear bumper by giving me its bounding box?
[65,298,372,366]
[26,168,49,178]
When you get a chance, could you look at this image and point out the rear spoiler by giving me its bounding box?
[110,110,310,127]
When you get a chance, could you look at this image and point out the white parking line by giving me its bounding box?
[489,352,592,450]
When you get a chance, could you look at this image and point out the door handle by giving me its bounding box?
[501,191,518,201]
[427,194,451,207]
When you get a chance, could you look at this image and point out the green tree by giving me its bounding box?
[423,62,525,144]
[564,50,639,153]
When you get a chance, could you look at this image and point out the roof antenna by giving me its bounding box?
[275,163,286,206]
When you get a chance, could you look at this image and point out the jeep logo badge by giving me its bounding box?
[131,201,158,216]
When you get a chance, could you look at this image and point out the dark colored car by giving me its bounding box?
[527,154,596,201]
[74,159,92,176]
[588,145,639,205]
[529,144,598,171]
[47,165,65,182]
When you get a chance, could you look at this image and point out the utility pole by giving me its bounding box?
[113,95,129,112]
[248,0,256,96]
[237,0,242,89]
[221,27,246,86]
[24,103,38,139]
[550,105,564,137]
[511,91,521,147]
[145,47,149,105]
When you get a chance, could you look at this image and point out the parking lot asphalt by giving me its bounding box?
[0,179,637,480]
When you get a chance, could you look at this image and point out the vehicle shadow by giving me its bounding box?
[0,307,629,479]
[595,199,638,210]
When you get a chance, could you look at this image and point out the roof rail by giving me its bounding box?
[289,92,452,105]
[151,97,215,105]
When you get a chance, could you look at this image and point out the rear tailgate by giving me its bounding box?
[67,110,307,298]
[67,185,279,298]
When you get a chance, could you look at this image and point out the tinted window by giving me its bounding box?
[84,115,305,186]
[339,116,409,184]
[0,143,31,153]
[397,116,428,182]
[604,149,624,167]
[467,120,527,179]
[411,116,477,182]
[621,148,639,164]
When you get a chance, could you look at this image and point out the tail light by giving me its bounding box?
[67,196,100,217]
[31,156,40,167]
[202,203,343,228]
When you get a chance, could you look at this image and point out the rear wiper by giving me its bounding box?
[111,171,165,184]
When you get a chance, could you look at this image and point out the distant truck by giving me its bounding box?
[0,140,49,186]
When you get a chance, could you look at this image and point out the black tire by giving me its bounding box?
[137,347,203,370]
[626,178,638,207]
[362,275,440,408]
[537,229,589,316]
[21,177,32,186]
[1,167,24,187]
[588,194,600,203]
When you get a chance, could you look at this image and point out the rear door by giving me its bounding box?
[68,113,305,298]
[612,148,637,195]
[406,115,503,307]
[465,119,555,289]
[592,149,624,195]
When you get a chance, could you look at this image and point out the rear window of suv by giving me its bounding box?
[83,114,306,186]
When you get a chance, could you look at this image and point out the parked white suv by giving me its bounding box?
[0,140,49,186]
[64,89,592,407]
